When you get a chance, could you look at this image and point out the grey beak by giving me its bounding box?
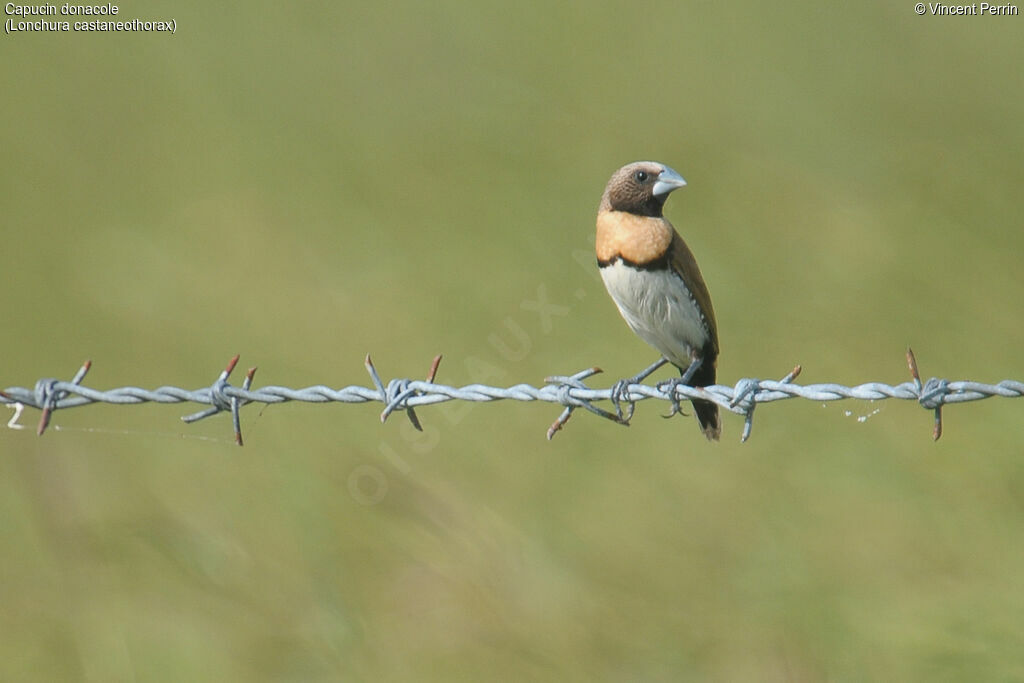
[652,166,687,196]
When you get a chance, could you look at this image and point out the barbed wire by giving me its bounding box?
[2,350,1021,444]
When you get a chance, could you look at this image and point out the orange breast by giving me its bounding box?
[595,210,673,265]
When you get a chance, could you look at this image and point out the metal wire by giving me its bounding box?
[2,350,1021,444]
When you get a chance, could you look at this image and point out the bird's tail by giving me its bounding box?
[693,399,721,441]
[686,360,720,441]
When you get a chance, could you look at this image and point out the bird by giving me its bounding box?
[595,161,721,440]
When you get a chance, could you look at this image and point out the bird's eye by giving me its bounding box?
[634,170,648,183]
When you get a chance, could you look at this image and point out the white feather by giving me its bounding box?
[600,260,709,369]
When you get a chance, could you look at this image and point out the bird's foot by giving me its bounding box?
[656,377,690,419]
[610,378,638,424]
[609,358,669,424]
[656,357,702,419]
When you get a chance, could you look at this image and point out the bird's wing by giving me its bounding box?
[667,225,719,355]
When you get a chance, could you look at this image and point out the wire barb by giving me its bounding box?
[369,354,444,432]
[180,355,250,446]
[2,351,1021,444]
[33,360,92,436]
[544,367,627,440]
[727,365,804,443]
[907,347,945,441]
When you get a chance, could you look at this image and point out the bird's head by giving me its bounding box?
[600,161,687,217]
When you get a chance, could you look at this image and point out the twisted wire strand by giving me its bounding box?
[3,352,1021,443]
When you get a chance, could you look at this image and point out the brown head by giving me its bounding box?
[599,161,687,217]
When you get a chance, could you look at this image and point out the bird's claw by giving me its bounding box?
[656,378,689,419]
[610,378,637,424]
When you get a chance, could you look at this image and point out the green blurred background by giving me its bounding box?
[2,1,1023,680]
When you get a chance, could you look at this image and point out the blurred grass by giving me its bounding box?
[2,1,1024,680]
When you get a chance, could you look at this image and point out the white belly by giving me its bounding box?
[600,261,709,368]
